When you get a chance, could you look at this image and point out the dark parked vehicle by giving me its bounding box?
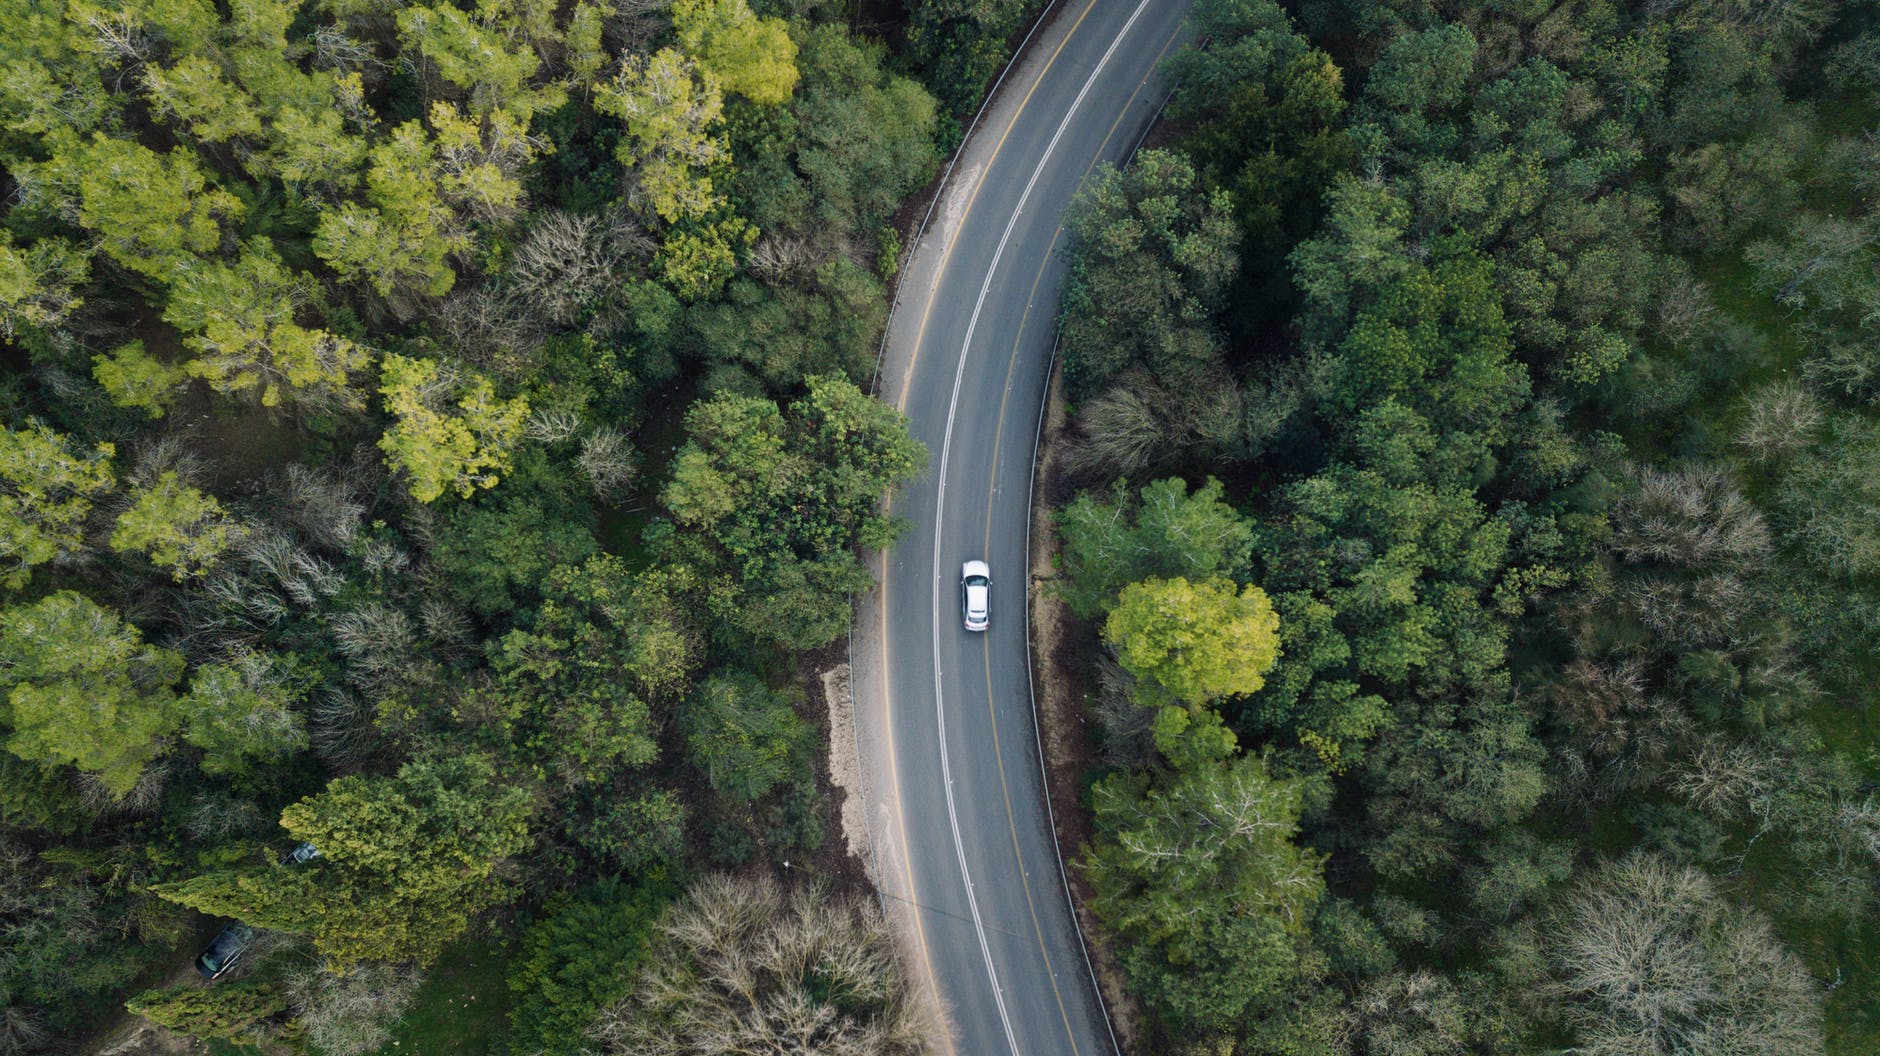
[195,923,255,981]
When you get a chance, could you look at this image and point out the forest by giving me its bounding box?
[6,0,1880,1054]
[0,0,1052,1051]
[1053,0,1880,1054]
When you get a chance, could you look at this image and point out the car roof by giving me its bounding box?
[963,560,990,578]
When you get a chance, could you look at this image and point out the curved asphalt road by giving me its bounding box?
[850,3,1193,1054]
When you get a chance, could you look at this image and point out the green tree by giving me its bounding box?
[91,341,188,418]
[1055,477,1254,619]
[109,471,237,578]
[0,592,184,796]
[680,670,809,803]
[1167,0,1350,327]
[376,354,528,503]
[673,0,799,105]
[901,0,1035,120]
[431,462,599,617]
[490,556,693,787]
[0,421,113,590]
[125,982,287,1044]
[685,260,885,388]
[157,753,534,967]
[507,881,671,1056]
[1060,150,1240,401]
[733,23,936,242]
[164,239,369,409]
[178,651,308,775]
[661,374,925,648]
[570,789,689,874]
[1103,576,1281,708]
[1083,754,1324,1032]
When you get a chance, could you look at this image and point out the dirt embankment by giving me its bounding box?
[1026,360,1144,1054]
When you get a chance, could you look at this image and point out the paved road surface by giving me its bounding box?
[850,3,1193,1054]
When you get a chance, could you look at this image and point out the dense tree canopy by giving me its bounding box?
[1055,0,1880,1051]
[662,373,924,648]
[0,0,945,1046]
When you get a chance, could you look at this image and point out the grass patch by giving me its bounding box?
[372,935,514,1056]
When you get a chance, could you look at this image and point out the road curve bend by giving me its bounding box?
[850,3,1193,1055]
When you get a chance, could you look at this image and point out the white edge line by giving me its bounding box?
[929,3,1155,1054]
[1019,86,1181,1056]
[849,0,1067,1018]
[870,0,1069,395]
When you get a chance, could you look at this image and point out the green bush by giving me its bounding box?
[507,881,671,1056]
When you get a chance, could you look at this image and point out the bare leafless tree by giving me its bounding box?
[283,962,422,1056]
[577,426,638,501]
[0,1002,47,1056]
[310,686,378,773]
[1547,854,1823,1056]
[588,874,930,1056]
[331,602,415,696]
[1736,380,1824,465]
[748,233,825,283]
[1337,970,1514,1056]
[183,791,267,841]
[1654,268,1718,347]
[1092,653,1157,770]
[506,210,652,326]
[74,754,172,816]
[525,407,583,445]
[274,464,365,551]
[1609,464,1770,572]
[437,283,548,377]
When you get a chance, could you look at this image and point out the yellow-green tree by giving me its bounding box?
[0,420,114,590]
[110,471,238,578]
[564,0,609,86]
[23,131,240,282]
[142,53,264,144]
[0,591,185,797]
[1103,576,1281,707]
[155,753,535,967]
[672,0,799,105]
[164,239,370,408]
[397,3,565,122]
[92,341,188,418]
[0,233,88,340]
[313,121,466,298]
[427,101,537,221]
[377,353,528,502]
[595,48,729,224]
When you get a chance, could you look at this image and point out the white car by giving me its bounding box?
[962,560,990,632]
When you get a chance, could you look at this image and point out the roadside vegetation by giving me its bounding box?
[0,0,1049,1050]
[1053,1,1880,1053]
